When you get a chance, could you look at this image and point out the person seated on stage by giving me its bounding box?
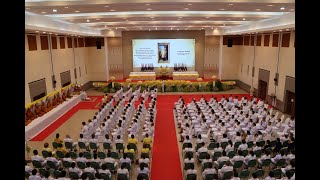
[54,133,64,145]
[51,95,58,108]
[66,89,72,99]
[61,91,67,101]
[34,103,45,117]
[40,102,48,115]
[25,107,36,123]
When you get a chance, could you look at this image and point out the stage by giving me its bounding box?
[127,71,200,81]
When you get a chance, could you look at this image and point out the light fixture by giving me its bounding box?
[105,25,107,27]
[149,29,150,31]
[115,27,117,29]
[187,3,192,6]
[49,33,52,34]
[43,32,46,34]
[86,20,90,22]
[215,28,218,30]
[229,4,234,6]
[286,29,289,31]
[140,28,142,29]
[55,34,58,35]
[150,17,154,18]
[256,9,261,11]
[178,17,182,18]
[279,30,282,31]
[184,8,189,10]
[145,4,150,6]
[267,4,274,7]
[280,7,285,10]
[290,9,294,11]
[41,12,46,14]
[70,20,74,21]
[110,9,116,11]
[96,19,100,20]
[53,9,57,12]
[243,18,246,20]
[219,9,225,10]
[273,31,276,32]
[205,17,210,18]
[64,7,69,8]
[146,8,152,10]
[227,19,231,20]
[126,19,128,21]
[177,29,179,30]
[104,5,109,8]
[75,11,80,13]
[35,31,39,33]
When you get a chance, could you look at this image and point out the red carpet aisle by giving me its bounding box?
[30,96,103,141]
[150,93,250,180]
[150,95,183,180]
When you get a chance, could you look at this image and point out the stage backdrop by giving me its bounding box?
[132,39,195,71]
[122,30,205,78]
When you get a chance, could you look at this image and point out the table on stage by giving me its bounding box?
[129,72,156,80]
[25,92,86,141]
[172,71,199,80]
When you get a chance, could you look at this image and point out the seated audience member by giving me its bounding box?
[141,144,150,154]
[88,134,99,149]
[137,163,150,176]
[244,151,256,165]
[46,152,61,167]
[273,138,283,154]
[216,151,230,166]
[104,150,118,168]
[56,170,68,180]
[83,162,96,174]
[34,103,44,117]
[54,133,64,145]
[271,150,286,164]
[98,164,111,179]
[64,134,77,149]
[264,171,276,180]
[238,140,248,151]
[43,142,54,154]
[248,172,259,180]
[25,160,32,174]
[42,170,54,180]
[31,150,47,166]
[117,163,129,179]
[29,169,41,180]
[25,107,36,125]
[40,102,48,115]
[218,161,233,178]
[185,163,197,179]
[78,133,88,147]
[230,150,245,165]
[202,163,217,179]
[120,153,131,165]
[196,142,208,157]
[56,143,68,155]
[76,152,88,164]
[69,162,82,177]
[46,99,53,112]
[128,134,138,145]
[124,144,135,154]
[143,133,152,146]
[62,153,73,163]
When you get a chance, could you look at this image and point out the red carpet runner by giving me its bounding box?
[150,94,251,180]
[30,96,103,141]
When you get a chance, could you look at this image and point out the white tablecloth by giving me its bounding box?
[172,71,199,80]
[25,93,84,141]
[129,72,156,80]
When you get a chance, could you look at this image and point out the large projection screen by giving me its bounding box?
[132,39,195,71]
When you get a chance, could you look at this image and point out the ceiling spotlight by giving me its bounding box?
[280,7,285,10]
[35,31,39,33]
[104,5,109,8]
[229,4,234,6]
[256,9,261,11]
[227,19,231,20]
[49,33,52,34]
[177,29,179,30]
[145,4,150,6]
[279,30,282,31]
[75,11,80,13]
[273,31,276,32]
[55,34,58,35]
[64,7,69,8]
[286,29,289,31]
[53,9,57,12]
[115,27,117,29]
[290,9,294,11]
[96,19,100,20]
[140,28,142,29]
[219,9,225,10]
[149,29,150,31]
[43,32,46,34]
[87,20,90,22]
[146,8,152,10]
[187,3,192,6]
[267,5,274,7]
[126,19,128,21]
[110,9,116,11]
[184,8,189,10]
[41,12,46,14]
[205,17,210,18]
[215,28,218,30]
[243,18,246,20]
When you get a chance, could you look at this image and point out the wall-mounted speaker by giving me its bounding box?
[52,75,56,89]
[227,38,233,47]
[96,40,101,49]
[274,73,279,86]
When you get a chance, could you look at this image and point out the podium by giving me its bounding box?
[158,67,170,80]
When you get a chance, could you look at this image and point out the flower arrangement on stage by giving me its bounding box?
[93,79,235,93]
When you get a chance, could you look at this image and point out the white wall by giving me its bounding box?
[221,45,241,80]
[86,47,107,81]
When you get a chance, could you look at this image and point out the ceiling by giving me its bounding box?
[25,0,295,34]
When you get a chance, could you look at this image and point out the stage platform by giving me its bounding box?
[172,71,199,80]
[129,72,156,81]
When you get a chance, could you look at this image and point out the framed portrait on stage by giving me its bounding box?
[158,43,169,63]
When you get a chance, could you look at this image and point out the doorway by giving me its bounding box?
[285,90,295,116]
[258,80,268,100]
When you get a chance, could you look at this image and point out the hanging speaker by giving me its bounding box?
[227,38,233,47]
[96,40,101,49]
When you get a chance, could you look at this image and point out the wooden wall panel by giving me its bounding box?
[250,36,254,46]
[51,36,57,49]
[234,36,243,45]
[264,34,270,47]
[40,35,49,50]
[78,38,84,47]
[272,34,279,47]
[59,37,65,49]
[27,35,37,51]
[67,37,72,48]
[244,36,250,46]
[74,38,78,48]
[256,35,262,46]
[281,33,291,47]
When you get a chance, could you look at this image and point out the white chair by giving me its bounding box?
[274,111,279,120]
[269,108,273,115]
[280,115,285,122]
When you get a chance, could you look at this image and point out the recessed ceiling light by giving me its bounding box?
[280,7,285,10]
[53,9,57,12]
[86,20,90,22]
[286,29,289,31]
[126,19,128,21]
[104,5,109,8]
[243,18,246,20]
[290,9,294,11]
[149,29,150,31]
[105,25,107,27]
[227,19,231,20]
[205,17,210,18]
[184,8,189,10]
[178,17,182,18]
[150,17,154,18]
[256,9,261,11]
[70,20,74,21]
[49,33,52,34]
[35,31,39,33]
[75,11,80,13]
[188,4,192,6]
[140,28,142,29]
[267,5,274,7]
[177,29,179,30]
[229,4,234,6]
[279,30,282,31]
[55,34,58,35]
[146,8,152,10]
[219,9,225,10]
[43,32,46,34]
[64,7,68,9]
[41,12,46,14]
[145,4,150,6]
[115,28,117,29]
[273,31,276,32]
[96,19,100,20]
[110,9,116,11]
